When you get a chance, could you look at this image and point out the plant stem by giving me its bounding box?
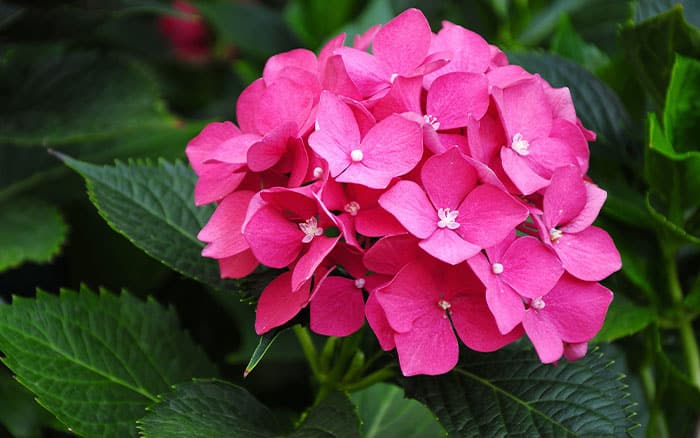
[664,249,700,387]
[293,325,321,379]
[640,361,670,438]
[342,367,397,392]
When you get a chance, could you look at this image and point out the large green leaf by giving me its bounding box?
[635,0,700,28]
[0,367,60,438]
[59,155,242,294]
[0,287,217,438]
[402,347,635,436]
[350,382,445,438]
[622,5,700,105]
[0,50,175,146]
[0,199,67,272]
[137,380,279,438]
[140,381,359,438]
[664,55,700,154]
[594,295,657,342]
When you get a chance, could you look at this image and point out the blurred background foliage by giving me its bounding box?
[1,0,700,436]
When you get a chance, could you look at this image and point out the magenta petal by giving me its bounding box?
[485,279,526,335]
[246,123,296,172]
[361,114,423,179]
[243,205,302,268]
[426,72,489,129]
[322,54,362,100]
[186,121,241,174]
[500,147,550,195]
[543,166,587,229]
[218,250,258,279]
[522,310,563,363]
[255,272,310,334]
[194,166,246,206]
[255,77,314,134]
[236,79,265,133]
[366,291,396,350]
[554,226,622,281]
[373,8,431,75]
[421,147,477,210]
[500,236,563,299]
[394,312,458,376]
[419,229,481,265]
[310,277,365,336]
[199,191,254,258]
[564,342,588,361]
[451,293,523,351]
[363,234,420,275]
[561,183,607,234]
[263,48,317,83]
[379,180,437,239]
[355,206,406,237]
[497,78,552,141]
[308,91,359,176]
[540,274,613,343]
[457,184,528,248]
[371,75,423,121]
[292,236,339,291]
[335,47,392,98]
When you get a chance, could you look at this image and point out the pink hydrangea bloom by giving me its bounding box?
[188,7,621,376]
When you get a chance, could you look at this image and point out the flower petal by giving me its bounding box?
[426,72,489,129]
[553,226,621,281]
[310,276,365,336]
[255,272,310,334]
[501,236,564,299]
[373,8,431,75]
[421,147,477,211]
[379,180,437,239]
[419,228,481,265]
[394,312,458,376]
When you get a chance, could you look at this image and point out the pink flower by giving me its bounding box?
[538,166,621,281]
[379,147,528,264]
[158,1,211,63]
[521,274,613,363]
[308,91,423,189]
[375,258,522,376]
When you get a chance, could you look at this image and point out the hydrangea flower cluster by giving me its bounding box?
[187,9,621,376]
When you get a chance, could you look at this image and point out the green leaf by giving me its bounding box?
[0,287,217,438]
[284,0,363,49]
[664,55,700,154]
[350,383,445,438]
[684,274,700,312]
[635,0,700,28]
[290,392,360,438]
[58,155,243,295]
[0,367,60,438]
[337,0,394,44]
[594,295,657,342]
[550,15,609,72]
[0,50,175,146]
[517,0,590,46]
[244,328,287,377]
[138,380,279,438]
[195,1,300,59]
[402,347,635,436]
[621,5,700,105]
[0,199,67,272]
[646,193,700,244]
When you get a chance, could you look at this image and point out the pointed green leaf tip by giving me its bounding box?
[57,153,249,297]
[401,347,637,436]
[0,287,217,437]
[244,327,287,377]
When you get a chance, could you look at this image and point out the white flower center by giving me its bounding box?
[390,73,399,83]
[511,133,530,156]
[350,149,364,162]
[354,278,366,289]
[344,201,360,216]
[549,227,563,243]
[313,167,323,178]
[298,217,323,243]
[423,114,440,130]
[531,296,545,310]
[492,263,504,275]
[437,208,460,229]
[437,299,452,318]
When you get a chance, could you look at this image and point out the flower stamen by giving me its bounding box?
[511,133,530,156]
[299,217,323,243]
[437,208,460,229]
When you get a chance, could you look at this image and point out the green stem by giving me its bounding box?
[664,249,700,387]
[640,361,670,438]
[293,325,321,379]
[342,367,397,392]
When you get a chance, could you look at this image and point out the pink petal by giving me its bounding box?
[379,180,437,239]
[255,272,310,334]
[363,234,421,275]
[285,137,310,188]
[255,77,315,134]
[486,65,532,89]
[263,49,318,83]
[308,91,360,176]
[236,79,265,133]
[260,186,318,219]
[421,147,477,210]
[456,184,529,248]
[419,228,481,265]
[194,166,246,206]
[550,118,589,174]
[539,274,613,343]
[355,207,406,237]
[394,312,459,376]
[560,183,607,233]
[426,72,489,129]
[370,75,422,121]
[246,122,297,172]
[553,226,621,281]
[218,249,258,279]
[243,205,302,268]
[486,279,526,335]
[292,236,339,292]
[451,292,523,351]
[500,147,550,195]
[366,291,396,350]
[500,236,564,299]
[186,121,241,174]
[522,309,563,363]
[527,136,581,179]
[361,114,423,181]
[310,276,365,336]
[206,133,261,165]
[354,24,381,51]
[341,96,377,138]
[335,46,392,98]
[466,107,505,165]
[564,342,588,361]
[495,78,553,141]
[423,22,490,87]
[199,191,254,258]
[375,261,441,333]
[543,166,587,229]
[337,162,394,189]
[373,8,431,75]
[321,54,362,100]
